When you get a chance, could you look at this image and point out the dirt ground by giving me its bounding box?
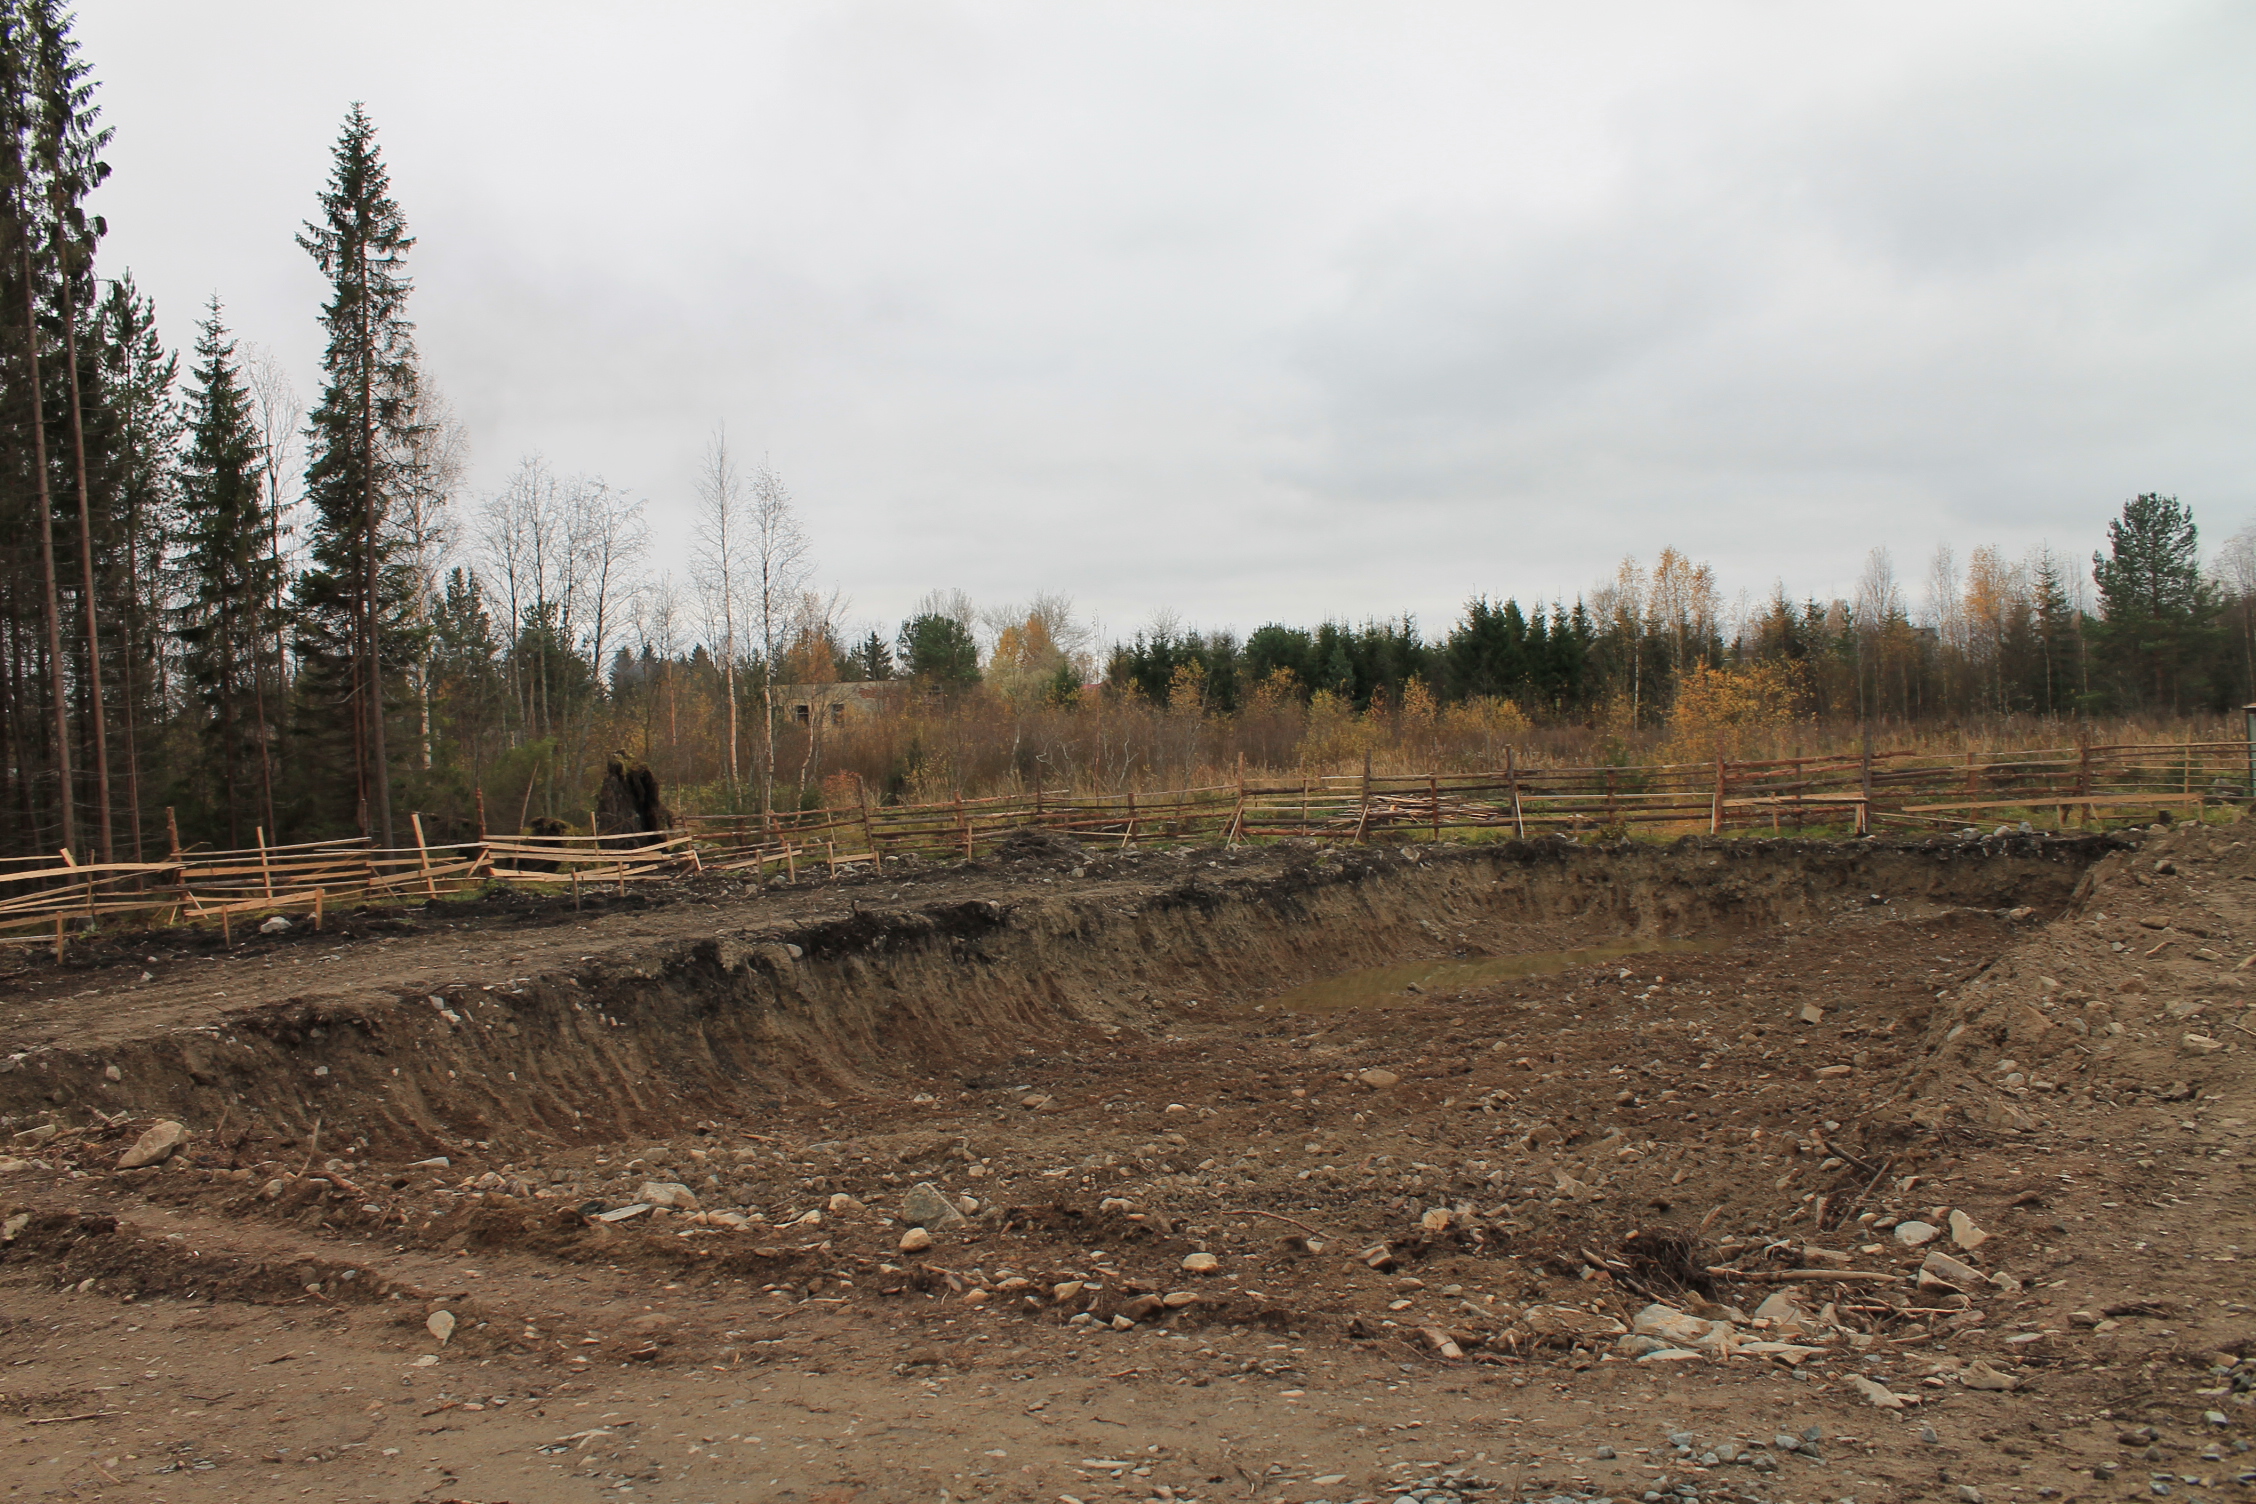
[0,826,2251,1504]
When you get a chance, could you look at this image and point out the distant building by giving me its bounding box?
[770,682,903,727]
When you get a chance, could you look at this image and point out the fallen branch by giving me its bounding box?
[1221,1207,1327,1238]
[1707,1267,1906,1284]
[28,1410,118,1424]
[1824,1155,1895,1231]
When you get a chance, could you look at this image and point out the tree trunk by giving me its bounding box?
[723,654,739,797]
[20,241,74,855]
[57,254,111,862]
[360,300,393,849]
[762,672,777,830]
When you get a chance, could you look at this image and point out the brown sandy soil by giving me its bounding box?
[0,827,2251,1504]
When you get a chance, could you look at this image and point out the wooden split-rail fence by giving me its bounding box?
[1,736,2245,950]
[690,736,2251,859]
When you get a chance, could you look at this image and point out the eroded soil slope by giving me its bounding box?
[2,828,2251,1504]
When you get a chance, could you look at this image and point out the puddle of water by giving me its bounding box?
[1256,937,1728,1014]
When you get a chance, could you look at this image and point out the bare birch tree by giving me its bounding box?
[690,432,748,796]
[478,456,559,740]
[1854,546,1903,719]
[634,574,686,764]
[747,464,812,824]
[244,345,303,694]
[569,478,646,713]
[397,386,467,771]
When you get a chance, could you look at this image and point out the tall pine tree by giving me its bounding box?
[28,0,114,859]
[0,1,75,854]
[293,104,419,844]
[95,273,178,858]
[2091,492,2220,712]
[173,300,275,848]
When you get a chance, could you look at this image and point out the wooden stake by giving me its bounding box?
[1429,769,1441,843]
[53,915,63,964]
[1354,750,1372,843]
[165,806,182,860]
[474,785,488,842]
[410,812,436,899]
[2077,737,2093,828]
[1226,753,1247,846]
[1506,746,1524,838]
[220,907,230,946]
[313,888,324,930]
[856,772,880,869]
[256,826,274,900]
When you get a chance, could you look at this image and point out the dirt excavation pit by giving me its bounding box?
[2,828,2253,1504]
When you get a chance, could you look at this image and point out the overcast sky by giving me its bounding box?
[79,2,2256,645]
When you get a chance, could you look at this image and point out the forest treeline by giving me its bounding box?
[6,8,2256,860]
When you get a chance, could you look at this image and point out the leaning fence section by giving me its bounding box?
[4,736,2247,944]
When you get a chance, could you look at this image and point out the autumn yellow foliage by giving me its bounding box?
[1663,661,1808,759]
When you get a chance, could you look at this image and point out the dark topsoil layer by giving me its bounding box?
[0,830,2120,1149]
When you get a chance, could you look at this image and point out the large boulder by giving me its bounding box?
[118,1120,188,1170]
[900,1181,968,1231]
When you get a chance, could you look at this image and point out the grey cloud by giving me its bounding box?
[75,1,2256,636]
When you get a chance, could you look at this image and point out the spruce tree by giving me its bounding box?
[294,104,418,844]
[2028,548,2078,716]
[95,273,178,858]
[173,300,276,847]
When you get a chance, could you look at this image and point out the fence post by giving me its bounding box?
[165,806,182,860]
[2077,738,2093,828]
[1507,746,1524,838]
[1354,751,1372,843]
[475,786,489,842]
[1227,754,1247,846]
[1429,770,1440,842]
[1711,754,1725,835]
[957,791,971,860]
[856,772,881,868]
[411,812,437,899]
[255,826,274,900]
[1123,787,1137,850]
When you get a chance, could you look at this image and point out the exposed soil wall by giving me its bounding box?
[0,834,2117,1156]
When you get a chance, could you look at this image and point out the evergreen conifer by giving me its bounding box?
[174,300,277,846]
[293,104,420,843]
